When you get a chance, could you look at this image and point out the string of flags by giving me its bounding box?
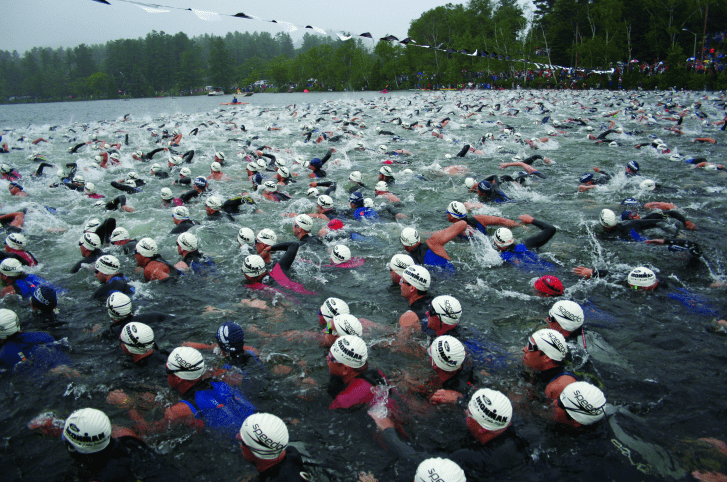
[90,0,616,75]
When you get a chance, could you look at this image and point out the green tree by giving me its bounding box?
[209,37,233,89]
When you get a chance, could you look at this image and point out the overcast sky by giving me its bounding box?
[5,0,532,54]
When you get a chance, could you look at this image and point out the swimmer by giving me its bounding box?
[522,328,575,399]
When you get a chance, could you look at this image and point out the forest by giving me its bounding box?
[0,0,725,102]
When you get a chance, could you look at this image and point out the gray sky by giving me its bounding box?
[5,0,519,54]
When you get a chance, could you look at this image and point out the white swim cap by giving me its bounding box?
[400,227,420,247]
[559,382,607,425]
[237,227,255,245]
[599,208,617,228]
[239,413,289,460]
[428,335,466,371]
[493,227,514,248]
[429,295,462,325]
[389,253,414,276]
[166,347,205,381]
[375,181,389,192]
[120,322,154,354]
[63,408,112,454]
[468,388,513,431]
[135,238,157,257]
[95,255,120,275]
[529,328,568,361]
[548,300,584,331]
[177,232,198,251]
[256,229,277,246]
[402,265,431,291]
[627,266,657,288]
[415,458,465,482]
[320,297,349,322]
[330,335,368,368]
[107,292,132,320]
[330,245,352,265]
[241,255,267,277]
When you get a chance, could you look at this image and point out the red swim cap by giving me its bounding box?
[534,275,563,296]
[327,219,344,231]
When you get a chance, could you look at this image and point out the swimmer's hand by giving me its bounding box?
[645,239,665,245]
[359,471,379,482]
[367,411,394,431]
[573,266,594,279]
[685,220,698,230]
[519,214,534,224]
[430,389,463,405]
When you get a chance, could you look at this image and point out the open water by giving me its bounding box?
[0,91,725,481]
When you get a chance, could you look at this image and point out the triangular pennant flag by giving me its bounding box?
[399,38,413,45]
[359,32,373,38]
[234,12,253,19]
[92,0,111,4]
[136,5,169,13]
[192,9,221,21]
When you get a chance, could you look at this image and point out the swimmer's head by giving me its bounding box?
[239,413,289,460]
[172,206,189,220]
[400,227,421,247]
[447,201,467,219]
[216,321,245,353]
[349,192,365,208]
[493,228,514,249]
[599,209,618,228]
[548,300,584,332]
[120,322,155,355]
[237,227,255,245]
[107,292,132,321]
[414,459,465,482]
[428,335,465,372]
[639,179,656,191]
[330,245,352,265]
[5,233,27,251]
[62,408,112,455]
[558,382,607,426]
[627,266,658,289]
[534,275,564,297]
[166,347,205,381]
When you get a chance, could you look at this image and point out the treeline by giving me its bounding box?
[0,0,725,102]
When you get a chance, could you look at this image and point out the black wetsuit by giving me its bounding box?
[122,346,169,369]
[501,219,557,251]
[102,195,128,211]
[89,218,117,244]
[110,182,141,194]
[259,446,307,482]
[92,273,135,300]
[599,212,688,241]
[222,195,256,214]
[206,210,235,222]
[67,436,173,482]
[179,189,201,204]
[153,171,170,179]
[170,219,199,234]
[377,425,529,482]
[70,249,103,274]
[299,234,324,246]
[409,294,434,321]
[310,149,333,178]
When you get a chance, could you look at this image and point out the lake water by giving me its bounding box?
[0,91,725,481]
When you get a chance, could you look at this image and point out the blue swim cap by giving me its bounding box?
[31,285,57,311]
[477,180,492,193]
[310,158,322,168]
[621,198,639,206]
[216,321,245,353]
[580,173,594,183]
[252,173,263,185]
[193,176,207,188]
[349,191,364,208]
[627,160,640,172]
